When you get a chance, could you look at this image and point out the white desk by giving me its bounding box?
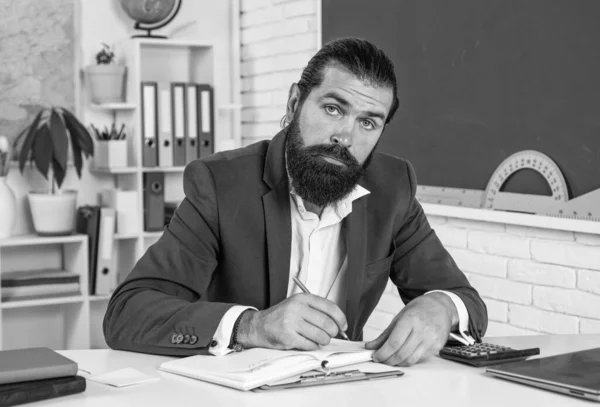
[43,334,599,406]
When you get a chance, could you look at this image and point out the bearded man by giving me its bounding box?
[104,37,488,367]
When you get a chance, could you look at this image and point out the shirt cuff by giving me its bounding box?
[425,290,473,345]
[208,305,257,356]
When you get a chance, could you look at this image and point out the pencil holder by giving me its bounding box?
[94,140,128,169]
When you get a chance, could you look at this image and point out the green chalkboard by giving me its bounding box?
[322,0,600,199]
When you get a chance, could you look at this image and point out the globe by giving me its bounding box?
[119,0,177,25]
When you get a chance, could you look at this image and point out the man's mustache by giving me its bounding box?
[303,143,360,167]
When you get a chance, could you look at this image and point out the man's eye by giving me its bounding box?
[361,119,374,129]
[325,105,340,115]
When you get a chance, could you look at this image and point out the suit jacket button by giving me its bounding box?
[175,334,184,344]
[183,334,190,344]
[189,335,198,345]
[210,339,218,347]
[171,333,179,344]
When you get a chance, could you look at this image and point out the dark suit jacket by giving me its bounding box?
[103,130,488,356]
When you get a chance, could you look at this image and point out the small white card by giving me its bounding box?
[88,367,161,388]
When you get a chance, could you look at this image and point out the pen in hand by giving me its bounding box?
[292,276,350,341]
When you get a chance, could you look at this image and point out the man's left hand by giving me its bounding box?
[364,293,457,367]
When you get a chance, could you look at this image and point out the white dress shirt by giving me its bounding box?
[209,185,470,356]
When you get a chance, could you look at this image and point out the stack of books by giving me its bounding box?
[0,347,86,406]
[0,269,80,302]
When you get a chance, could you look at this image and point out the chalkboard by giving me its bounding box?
[322,0,600,199]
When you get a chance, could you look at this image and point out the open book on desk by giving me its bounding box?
[159,339,403,391]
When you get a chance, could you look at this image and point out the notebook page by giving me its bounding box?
[159,349,321,391]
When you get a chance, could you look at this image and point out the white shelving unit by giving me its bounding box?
[0,234,95,350]
[84,39,221,347]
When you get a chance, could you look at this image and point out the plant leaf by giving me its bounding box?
[13,126,27,144]
[51,157,66,189]
[17,110,44,173]
[31,124,53,179]
[49,109,69,170]
[62,109,94,157]
[67,120,84,178]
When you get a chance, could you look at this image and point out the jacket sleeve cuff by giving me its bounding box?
[208,305,257,356]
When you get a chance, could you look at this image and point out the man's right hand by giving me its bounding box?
[236,293,348,351]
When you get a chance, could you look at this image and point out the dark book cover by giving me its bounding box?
[0,348,78,385]
[0,375,86,407]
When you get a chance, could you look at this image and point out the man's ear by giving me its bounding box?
[285,83,301,124]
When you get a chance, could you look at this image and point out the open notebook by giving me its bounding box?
[159,339,400,391]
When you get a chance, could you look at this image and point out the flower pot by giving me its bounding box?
[94,140,128,168]
[28,190,78,236]
[85,64,127,104]
[0,177,17,238]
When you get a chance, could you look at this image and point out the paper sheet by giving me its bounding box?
[87,367,161,388]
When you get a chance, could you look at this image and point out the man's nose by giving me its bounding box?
[330,129,353,148]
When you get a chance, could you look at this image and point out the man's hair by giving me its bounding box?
[296,37,400,124]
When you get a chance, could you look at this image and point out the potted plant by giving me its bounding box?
[13,107,94,235]
[85,43,127,104]
[91,122,128,168]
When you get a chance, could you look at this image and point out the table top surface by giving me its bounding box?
[35,334,600,407]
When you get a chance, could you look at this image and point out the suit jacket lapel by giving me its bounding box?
[345,197,368,340]
[262,130,292,307]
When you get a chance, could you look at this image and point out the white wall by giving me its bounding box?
[240,0,319,146]
[239,0,600,341]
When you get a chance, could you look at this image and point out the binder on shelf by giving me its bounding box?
[185,83,200,164]
[143,172,165,232]
[75,206,101,295]
[157,82,174,168]
[171,82,187,167]
[197,84,215,158]
[141,81,159,167]
[100,188,140,235]
[95,207,116,295]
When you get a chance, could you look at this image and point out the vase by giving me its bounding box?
[0,177,17,238]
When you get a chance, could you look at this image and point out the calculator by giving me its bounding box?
[439,342,540,367]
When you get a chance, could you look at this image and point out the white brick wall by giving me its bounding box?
[421,216,600,338]
[507,260,576,288]
[240,0,318,146]
[238,0,600,340]
[508,304,579,334]
[365,217,600,340]
[483,298,508,322]
[531,240,600,270]
[581,318,600,334]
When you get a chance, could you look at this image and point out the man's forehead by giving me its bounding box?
[309,64,394,111]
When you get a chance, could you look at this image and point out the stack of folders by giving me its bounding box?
[159,339,404,391]
[0,347,85,406]
[140,81,215,168]
[0,269,80,302]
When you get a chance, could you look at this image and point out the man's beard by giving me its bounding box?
[285,116,375,208]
